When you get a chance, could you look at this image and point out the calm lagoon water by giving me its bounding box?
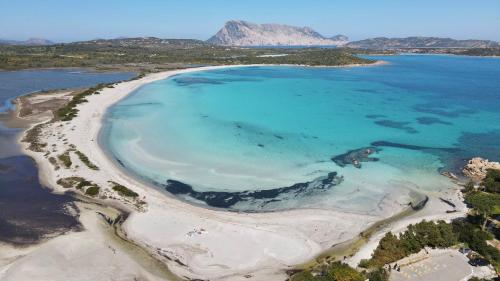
[0,69,134,244]
[105,55,500,212]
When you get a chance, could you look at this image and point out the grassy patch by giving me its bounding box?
[291,261,386,281]
[75,150,99,170]
[76,179,92,190]
[22,123,47,152]
[48,156,60,170]
[109,181,139,198]
[56,84,107,121]
[85,185,100,196]
[57,151,72,168]
[56,176,86,188]
[362,220,457,268]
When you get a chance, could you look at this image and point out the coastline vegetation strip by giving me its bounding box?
[0,40,377,71]
[56,85,107,121]
[109,181,139,198]
[291,168,500,280]
[75,150,99,170]
[22,123,47,152]
[56,176,86,188]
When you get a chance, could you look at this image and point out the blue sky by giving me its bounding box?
[1,0,499,42]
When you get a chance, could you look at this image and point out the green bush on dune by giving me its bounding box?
[110,181,139,198]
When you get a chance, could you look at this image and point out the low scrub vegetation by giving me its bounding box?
[360,220,457,268]
[483,169,500,193]
[56,176,86,188]
[0,42,376,71]
[85,185,100,196]
[22,123,47,152]
[109,181,139,198]
[292,262,388,281]
[56,84,106,121]
[75,150,99,170]
[57,151,72,168]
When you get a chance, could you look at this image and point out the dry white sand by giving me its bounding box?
[14,65,464,280]
[0,203,172,281]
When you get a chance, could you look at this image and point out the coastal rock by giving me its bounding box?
[207,20,348,46]
[462,157,500,181]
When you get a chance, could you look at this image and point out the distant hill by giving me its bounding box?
[0,38,54,46]
[207,20,348,46]
[67,37,210,51]
[346,36,499,49]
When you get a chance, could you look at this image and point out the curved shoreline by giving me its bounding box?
[16,63,466,280]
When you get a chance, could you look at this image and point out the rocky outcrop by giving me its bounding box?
[207,20,348,46]
[462,157,500,181]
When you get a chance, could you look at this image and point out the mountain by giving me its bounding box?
[0,38,54,46]
[68,37,209,50]
[346,36,499,49]
[207,20,348,46]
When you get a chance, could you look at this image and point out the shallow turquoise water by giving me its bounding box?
[104,55,500,212]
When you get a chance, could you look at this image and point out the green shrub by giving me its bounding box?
[291,262,368,281]
[366,220,458,268]
[465,191,500,229]
[57,84,107,121]
[76,180,92,190]
[56,176,86,188]
[110,181,139,198]
[57,151,72,168]
[453,221,499,269]
[85,185,100,196]
[75,150,99,170]
[483,169,500,193]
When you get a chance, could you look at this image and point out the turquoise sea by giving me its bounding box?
[104,55,500,213]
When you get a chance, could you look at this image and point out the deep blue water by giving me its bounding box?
[0,69,135,112]
[0,69,135,244]
[105,55,500,212]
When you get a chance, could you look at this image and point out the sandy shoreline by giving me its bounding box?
[10,63,465,280]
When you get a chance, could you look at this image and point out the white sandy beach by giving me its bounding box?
[8,64,466,280]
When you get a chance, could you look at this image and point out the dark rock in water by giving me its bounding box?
[413,104,476,118]
[410,196,429,210]
[331,147,380,168]
[374,120,418,134]
[164,180,194,194]
[174,77,224,86]
[115,158,125,167]
[372,140,467,174]
[257,143,265,148]
[416,117,452,125]
[439,197,456,208]
[371,141,460,153]
[0,156,81,245]
[165,171,343,209]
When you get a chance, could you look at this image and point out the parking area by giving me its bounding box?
[390,250,472,281]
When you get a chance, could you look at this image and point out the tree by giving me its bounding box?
[327,262,366,281]
[463,180,475,193]
[465,192,500,230]
[483,169,500,193]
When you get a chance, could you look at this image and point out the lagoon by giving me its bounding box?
[105,55,500,212]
